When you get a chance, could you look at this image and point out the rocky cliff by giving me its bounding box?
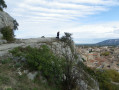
[0,37,99,90]
[0,11,14,44]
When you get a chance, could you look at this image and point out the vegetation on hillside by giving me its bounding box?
[10,45,65,88]
[10,44,77,90]
[0,0,7,11]
[0,57,56,90]
[8,33,80,90]
[79,61,119,90]
[95,69,119,90]
[10,45,119,90]
[1,32,119,90]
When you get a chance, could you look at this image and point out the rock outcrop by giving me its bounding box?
[0,11,14,44]
[0,37,99,90]
[0,11,14,30]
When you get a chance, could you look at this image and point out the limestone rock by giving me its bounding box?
[0,11,14,30]
[27,72,38,80]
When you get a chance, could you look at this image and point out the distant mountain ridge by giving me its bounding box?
[96,39,119,46]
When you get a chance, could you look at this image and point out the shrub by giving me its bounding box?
[13,19,19,30]
[62,55,77,90]
[60,32,78,90]
[60,32,72,45]
[0,0,7,11]
[101,51,110,56]
[106,70,119,82]
[1,26,15,42]
[60,32,75,53]
[10,45,65,87]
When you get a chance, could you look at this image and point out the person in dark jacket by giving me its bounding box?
[56,31,60,39]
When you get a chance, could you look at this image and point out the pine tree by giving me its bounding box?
[0,0,7,11]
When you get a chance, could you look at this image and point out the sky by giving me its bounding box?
[4,0,119,44]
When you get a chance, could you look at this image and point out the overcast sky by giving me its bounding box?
[5,0,119,44]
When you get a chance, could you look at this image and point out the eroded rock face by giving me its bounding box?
[0,11,14,44]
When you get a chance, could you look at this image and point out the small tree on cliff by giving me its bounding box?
[13,19,19,30]
[61,33,78,90]
[0,0,7,11]
[1,26,15,42]
[1,19,19,42]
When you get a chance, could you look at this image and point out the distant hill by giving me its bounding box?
[96,39,119,46]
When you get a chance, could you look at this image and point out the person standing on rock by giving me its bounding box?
[56,31,60,39]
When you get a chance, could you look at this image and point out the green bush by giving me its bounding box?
[96,70,119,90]
[101,51,110,56]
[1,26,15,42]
[10,45,65,87]
[106,70,119,82]
[94,70,119,90]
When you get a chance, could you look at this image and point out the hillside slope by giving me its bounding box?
[0,37,99,90]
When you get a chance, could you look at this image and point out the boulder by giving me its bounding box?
[27,72,38,80]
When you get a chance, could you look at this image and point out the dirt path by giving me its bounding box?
[0,37,56,56]
[0,43,25,56]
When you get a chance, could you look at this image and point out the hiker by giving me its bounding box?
[56,31,60,39]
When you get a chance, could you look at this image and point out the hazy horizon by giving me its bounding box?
[5,0,119,44]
